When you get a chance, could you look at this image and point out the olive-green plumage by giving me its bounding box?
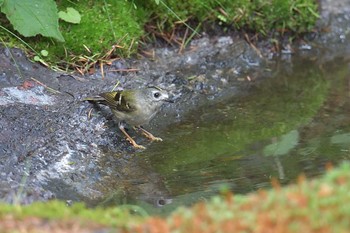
[99,91,136,113]
[84,87,170,149]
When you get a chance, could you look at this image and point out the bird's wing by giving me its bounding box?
[83,96,108,104]
[99,91,137,113]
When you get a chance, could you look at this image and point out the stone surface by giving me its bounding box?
[0,0,349,206]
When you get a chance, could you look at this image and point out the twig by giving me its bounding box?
[244,33,263,58]
[30,77,62,94]
[178,27,189,54]
[87,108,93,120]
[111,81,120,91]
[108,68,139,72]
[100,62,105,79]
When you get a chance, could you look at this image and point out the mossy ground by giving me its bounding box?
[0,163,349,232]
[31,0,148,70]
[142,0,318,34]
[0,0,319,71]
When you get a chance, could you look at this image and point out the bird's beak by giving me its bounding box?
[162,93,174,103]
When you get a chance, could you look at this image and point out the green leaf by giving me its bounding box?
[154,0,160,5]
[0,0,4,6]
[331,133,350,145]
[58,7,81,24]
[263,130,299,156]
[40,50,49,57]
[1,0,64,42]
[217,14,228,23]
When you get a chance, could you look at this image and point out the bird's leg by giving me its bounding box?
[118,122,146,149]
[134,126,163,142]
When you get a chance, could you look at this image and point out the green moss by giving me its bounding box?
[28,0,147,66]
[140,0,318,35]
[0,0,319,68]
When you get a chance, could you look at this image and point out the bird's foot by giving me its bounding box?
[126,138,146,150]
[119,123,146,149]
[135,126,163,142]
[144,134,163,142]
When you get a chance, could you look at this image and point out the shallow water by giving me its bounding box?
[132,54,350,215]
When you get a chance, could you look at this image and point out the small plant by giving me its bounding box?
[0,0,320,72]
[0,0,64,41]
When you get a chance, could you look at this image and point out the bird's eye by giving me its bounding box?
[153,92,161,98]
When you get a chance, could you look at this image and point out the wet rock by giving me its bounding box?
[0,35,264,206]
[0,0,350,209]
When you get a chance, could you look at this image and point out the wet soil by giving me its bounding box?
[0,0,350,206]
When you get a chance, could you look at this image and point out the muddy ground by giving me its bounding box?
[0,0,350,206]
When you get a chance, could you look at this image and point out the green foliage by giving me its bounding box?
[143,0,319,35]
[0,0,64,41]
[0,0,146,67]
[30,0,147,65]
[58,7,81,24]
[0,0,319,67]
[253,0,319,34]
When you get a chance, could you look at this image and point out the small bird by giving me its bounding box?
[84,86,171,149]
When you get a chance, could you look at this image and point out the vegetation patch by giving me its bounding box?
[0,162,349,232]
[144,0,318,36]
[0,0,319,72]
[0,0,147,71]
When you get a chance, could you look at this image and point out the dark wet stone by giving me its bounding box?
[0,0,350,209]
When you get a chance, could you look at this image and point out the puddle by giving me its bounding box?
[1,43,349,216]
[130,54,350,215]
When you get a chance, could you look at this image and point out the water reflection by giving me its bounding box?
[88,151,173,213]
[140,55,350,214]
